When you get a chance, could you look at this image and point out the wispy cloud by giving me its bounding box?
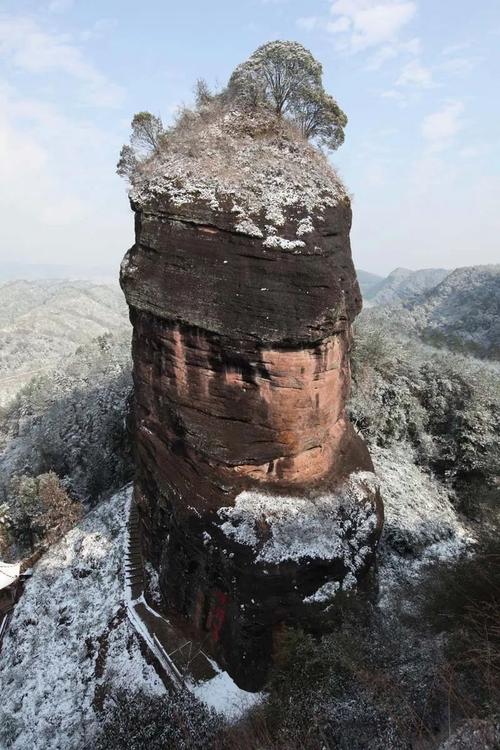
[438,55,481,76]
[328,0,417,53]
[0,15,123,107]
[396,59,434,87]
[0,85,89,227]
[442,41,471,56]
[298,2,420,69]
[421,100,464,150]
[47,0,74,13]
[0,78,129,265]
[365,36,419,69]
[296,16,319,31]
[79,18,117,43]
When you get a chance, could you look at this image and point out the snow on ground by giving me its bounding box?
[0,444,477,748]
[191,666,263,722]
[372,445,474,607]
[303,579,341,603]
[374,445,465,552]
[218,472,378,575]
[0,487,164,750]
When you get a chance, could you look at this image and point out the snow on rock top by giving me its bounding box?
[217,471,378,571]
[130,109,346,250]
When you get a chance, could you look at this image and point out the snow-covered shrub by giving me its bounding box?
[438,719,500,750]
[350,367,427,448]
[249,536,499,749]
[416,536,500,712]
[418,360,500,481]
[3,471,81,556]
[0,489,165,750]
[373,445,465,556]
[0,332,132,508]
[263,604,448,750]
[94,688,225,750]
[350,314,500,516]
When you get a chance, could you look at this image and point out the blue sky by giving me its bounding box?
[0,0,499,275]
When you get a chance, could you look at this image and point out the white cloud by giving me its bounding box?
[396,59,434,87]
[458,144,489,159]
[421,100,464,150]
[0,15,123,107]
[365,36,419,69]
[79,18,117,43]
[439,55,480,76]
[48,0,74,12]
[326,17,351,33]
[296,16,319,31]
[402,37,420,55]
[381,88,403,99]
[442,41,471,56]
[328,0,417,52]
[0,87,84,228]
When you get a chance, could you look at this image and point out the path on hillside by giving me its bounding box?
[124,500,218,688]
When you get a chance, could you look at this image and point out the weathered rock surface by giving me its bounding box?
[121,114,383,689]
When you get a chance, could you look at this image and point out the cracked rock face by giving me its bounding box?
[121,123,383,690]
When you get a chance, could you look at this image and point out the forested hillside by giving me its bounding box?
[0,265,498,749]
[406,265,500,358]
[0,280,129,405]
[360,264,500,359]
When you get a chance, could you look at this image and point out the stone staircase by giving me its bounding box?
[124,497,218,689]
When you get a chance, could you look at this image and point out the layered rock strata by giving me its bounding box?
[121,113,383,690]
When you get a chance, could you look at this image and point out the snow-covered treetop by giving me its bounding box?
[129,106,347,249]
[228,41,347,150]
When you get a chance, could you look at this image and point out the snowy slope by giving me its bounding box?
[372,445,473,607]
[0,488,164,750]
[0,457,477,749]
[0,279,130,405]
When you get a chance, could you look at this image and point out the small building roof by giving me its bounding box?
[0,562,21,591]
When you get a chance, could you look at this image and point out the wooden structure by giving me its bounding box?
[0,561,21,645]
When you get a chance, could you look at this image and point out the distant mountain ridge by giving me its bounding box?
[358,264,500,360]
[356,269,384,298]
[364,267,450,305]
[0,279,130,404]
[406,265,500,359]
[0,262,118,284]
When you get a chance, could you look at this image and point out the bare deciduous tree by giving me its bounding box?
[37,472,81,545]
[194,78,213,108]
[130,111,164,153]
[116,145,138,180]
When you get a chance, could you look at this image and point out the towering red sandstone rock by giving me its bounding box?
[121,111,383,689]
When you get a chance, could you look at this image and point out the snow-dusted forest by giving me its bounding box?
[0,280,129,406]
[0,268,498,749]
